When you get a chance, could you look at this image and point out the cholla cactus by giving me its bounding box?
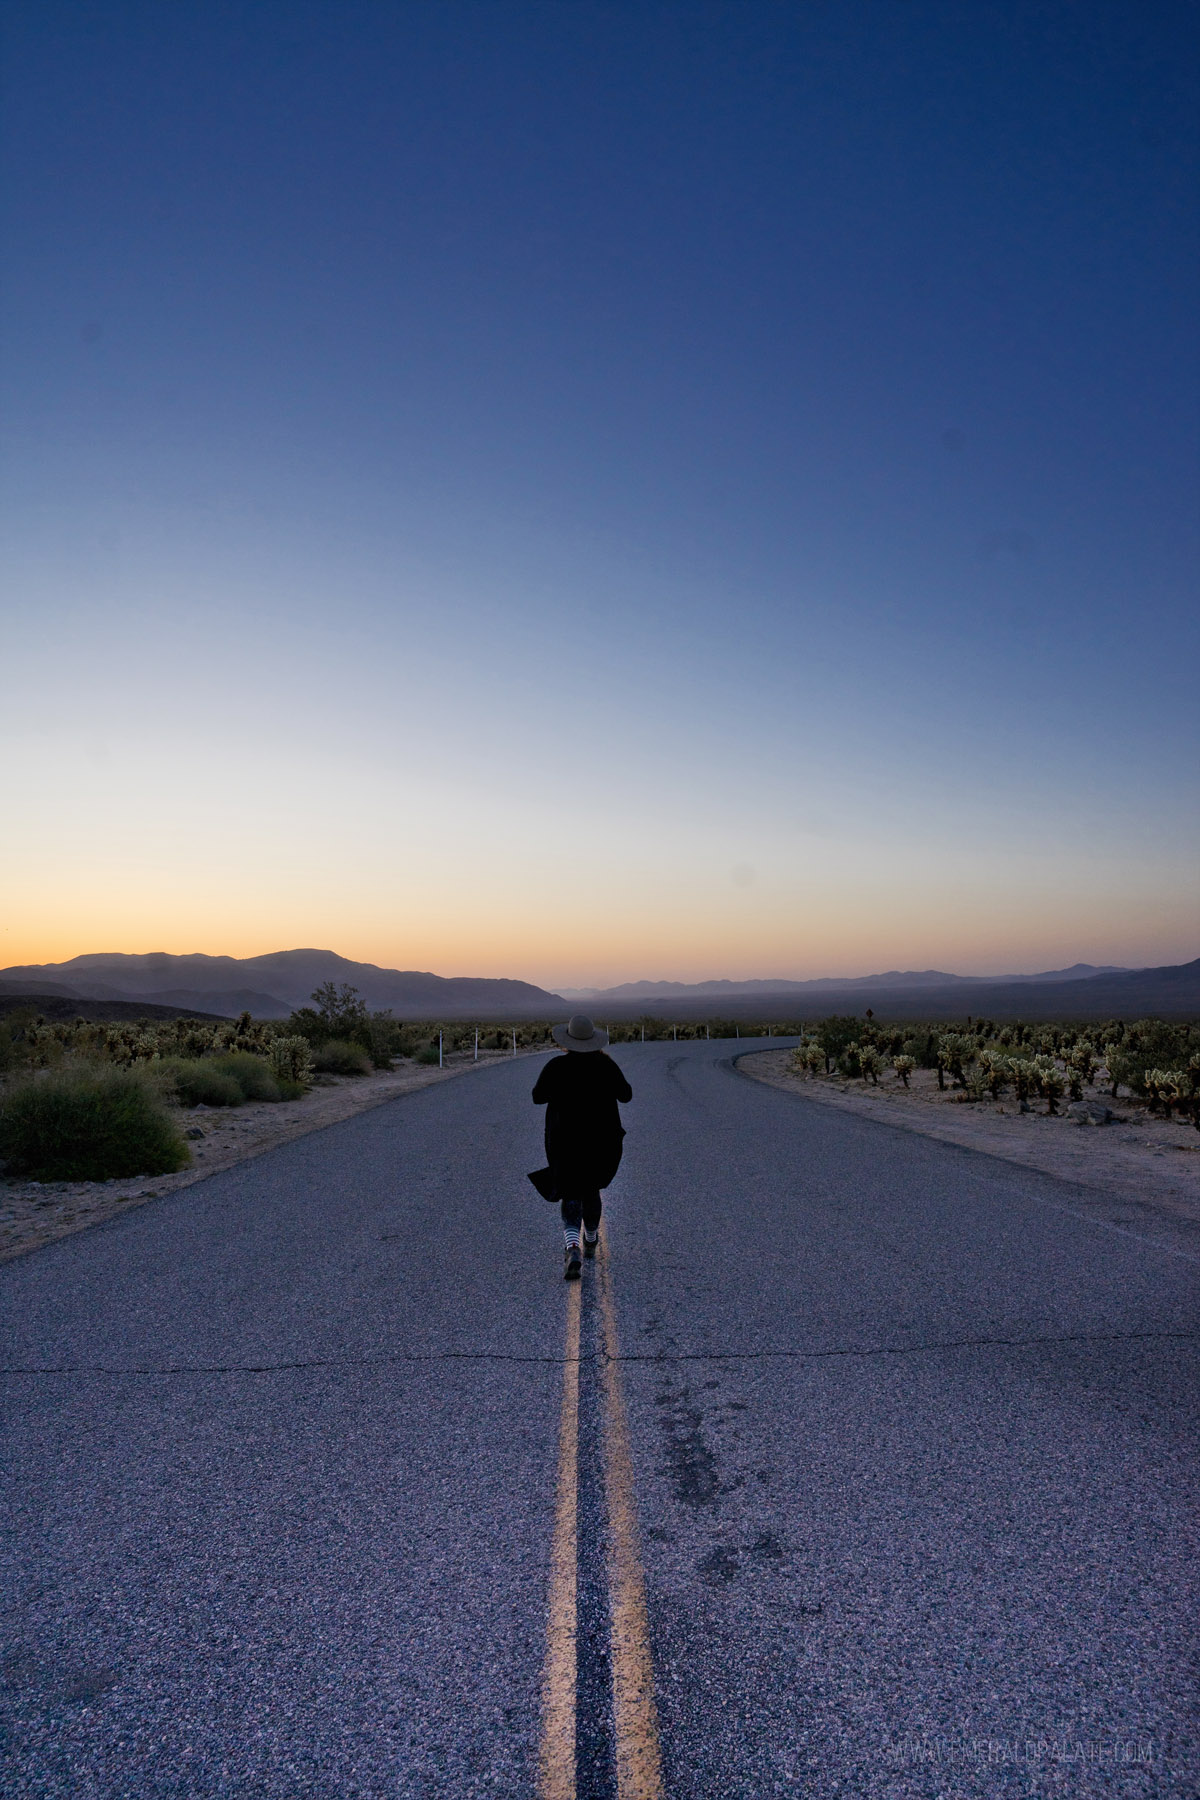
[1070,1040,1099,1086]
[858,1046,882,1085]
[1102,1042,1125,1096]
[1143,1068,1184,1118]
[978,1049,1010,1098]
[938,1032,978,1089]
[892,1054,916,1088]
[1039,1064,1066,1114]
[1010,1058,1037,1104]
[269,1036,314,1089]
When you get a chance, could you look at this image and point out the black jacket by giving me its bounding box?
[529,1051,633,1199]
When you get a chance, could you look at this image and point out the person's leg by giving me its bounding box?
[559,1193,583,1278]
[581,1191,602,1255]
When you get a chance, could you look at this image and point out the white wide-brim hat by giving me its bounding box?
[551,1013,609,1053]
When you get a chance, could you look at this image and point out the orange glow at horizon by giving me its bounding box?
[3,879,1194,989]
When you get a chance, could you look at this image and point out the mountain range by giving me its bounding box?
[1,951,1196,1022]
[0,950,564,1019]
[570,963,1131,1001]
[579,960,1199,1021]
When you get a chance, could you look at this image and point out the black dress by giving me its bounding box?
[529,1051,633,1212]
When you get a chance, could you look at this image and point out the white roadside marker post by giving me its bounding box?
[706,1024,710,1040]
[438,1030,443,1069]
[511,1027,517,1056]
[672,1025,677,1041]
[474,1028,479,1062]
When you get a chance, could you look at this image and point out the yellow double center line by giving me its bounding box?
[539,1278,581,1798]
[538,1237,665,1799]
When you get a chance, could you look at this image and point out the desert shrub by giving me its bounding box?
[211,1052,280,1102]
[285,987,400,1067]
[892,1053,916,1087]
[160,1058,245,1107]
[0,1018,33,1072]
[817,1017,863,1072]
[415,1045,441,1065]
[0,1068,191,1181]
[310,982,369,1037]
[282,1006,324,1046]
[1115,1022,1197,1100]
[356,1012,403,1068]
[312,1038,372,1076]
[158,1052,280,1106]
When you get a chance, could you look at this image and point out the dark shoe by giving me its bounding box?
[563,1243,582,1280]
[582,1229,599,1258]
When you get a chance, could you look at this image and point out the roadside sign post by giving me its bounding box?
[438,1031,443,1069]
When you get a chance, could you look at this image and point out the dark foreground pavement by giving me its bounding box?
[1,1040,1197,1797]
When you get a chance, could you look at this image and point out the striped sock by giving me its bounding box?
[563,1225,581,1248]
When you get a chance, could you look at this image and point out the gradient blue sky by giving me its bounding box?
[2,1,1197,985]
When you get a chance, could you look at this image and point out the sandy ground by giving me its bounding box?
[738,1048,1200,1243]
[0,1048,545,1265]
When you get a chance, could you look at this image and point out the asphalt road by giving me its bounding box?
[1,1039,1197,1798]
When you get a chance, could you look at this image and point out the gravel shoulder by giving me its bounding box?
[738,1047,1200,1235]
[0,1048,543,1265]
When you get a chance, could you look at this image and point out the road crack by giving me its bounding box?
[2,1327,1195,1378]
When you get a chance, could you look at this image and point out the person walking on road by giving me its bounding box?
[529,1015,633,1279]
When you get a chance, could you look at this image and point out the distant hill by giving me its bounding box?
[0,991,232,1024]
[0,950,565,1019]
[588,959,1200,1022]
[590,963,1131,1002]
